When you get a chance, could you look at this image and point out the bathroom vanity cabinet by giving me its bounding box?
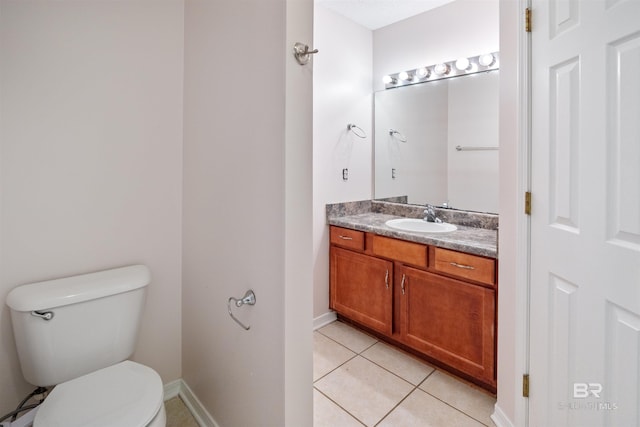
[329,225,497,392]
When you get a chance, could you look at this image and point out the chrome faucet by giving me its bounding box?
[423,205,442,223]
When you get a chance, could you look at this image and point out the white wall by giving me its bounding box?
[183,0,313,425]
[313,5,373,319]
[0,0,184,415]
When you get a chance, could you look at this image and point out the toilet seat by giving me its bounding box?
[34,360,164,427]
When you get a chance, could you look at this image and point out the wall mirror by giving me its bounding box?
[374,69,499,214]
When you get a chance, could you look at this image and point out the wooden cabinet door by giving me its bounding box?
[330,246,393,335]
[399,266,495,386]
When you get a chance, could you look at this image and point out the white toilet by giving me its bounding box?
[6,265,166,427]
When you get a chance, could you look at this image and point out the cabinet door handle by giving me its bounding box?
[338,235,353,240]
[401,274,406,295]
[385,269,389,289]
[450,262,475,270]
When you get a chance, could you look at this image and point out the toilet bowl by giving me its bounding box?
[6,265,166,427]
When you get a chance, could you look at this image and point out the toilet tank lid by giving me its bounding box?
[6,265,151,312]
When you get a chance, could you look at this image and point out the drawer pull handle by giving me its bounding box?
[450,262,475,270]
[401,274,406,295]
[385,269,389,289]
[338,235,353,240]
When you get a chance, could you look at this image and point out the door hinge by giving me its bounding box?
[525,8,532,32]
[525,191,532,215]
[523,374,530,397]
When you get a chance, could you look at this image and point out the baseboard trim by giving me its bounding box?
[313,311,337,330]
[491,403,515,427]
[163,379,220,427]
[163,379,182,400]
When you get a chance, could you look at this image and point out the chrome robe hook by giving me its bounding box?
[293,42,319,65]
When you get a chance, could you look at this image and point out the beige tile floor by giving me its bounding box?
[165,396,199,427]
[314,320,497,427]
[165,320,496,426]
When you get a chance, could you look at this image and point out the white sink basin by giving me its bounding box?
[385,218,457,233]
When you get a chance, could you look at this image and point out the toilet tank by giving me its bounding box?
[6,265,151,386]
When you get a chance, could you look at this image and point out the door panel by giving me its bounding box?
[400,267,495,385]
[330,247,393,334]
[530,1,640,426]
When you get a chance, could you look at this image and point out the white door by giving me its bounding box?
[529,1,640,426]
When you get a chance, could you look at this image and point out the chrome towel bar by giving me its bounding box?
[455,145,499,151]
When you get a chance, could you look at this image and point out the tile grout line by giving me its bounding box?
[370,369,438,426]
[418,372,493,427]
[358,345,436,387]
[373,382,421,426]
[316,324,380,353]
[421,388,492,427]
[313,351,359,384]
[313,327,378,383]
[313,385,367,427]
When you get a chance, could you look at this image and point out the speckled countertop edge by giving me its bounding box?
[327,201,498,259]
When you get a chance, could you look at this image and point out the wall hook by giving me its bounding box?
[293,42,319,65]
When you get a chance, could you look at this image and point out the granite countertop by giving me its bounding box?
[328,212,498,259]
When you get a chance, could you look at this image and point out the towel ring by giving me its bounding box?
[347,124,367,139]
[389,129,407,143]
[228,290,256,330]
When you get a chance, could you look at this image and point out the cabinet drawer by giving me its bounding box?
[330,226,365,251]
[371,235,427,268]
[430,247,496,286]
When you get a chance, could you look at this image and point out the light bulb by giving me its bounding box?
[415,67,430,79]
[434,63,450,76]
[455,57,471,71]
[399,71,410,81]
[479,53,495,67]
[382,75,395,84]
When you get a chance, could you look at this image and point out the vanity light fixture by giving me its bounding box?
[382,51,499,89]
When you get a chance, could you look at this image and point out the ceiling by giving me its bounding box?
[316,0,456,30]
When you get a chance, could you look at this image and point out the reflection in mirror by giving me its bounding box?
[374,70,499,213]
